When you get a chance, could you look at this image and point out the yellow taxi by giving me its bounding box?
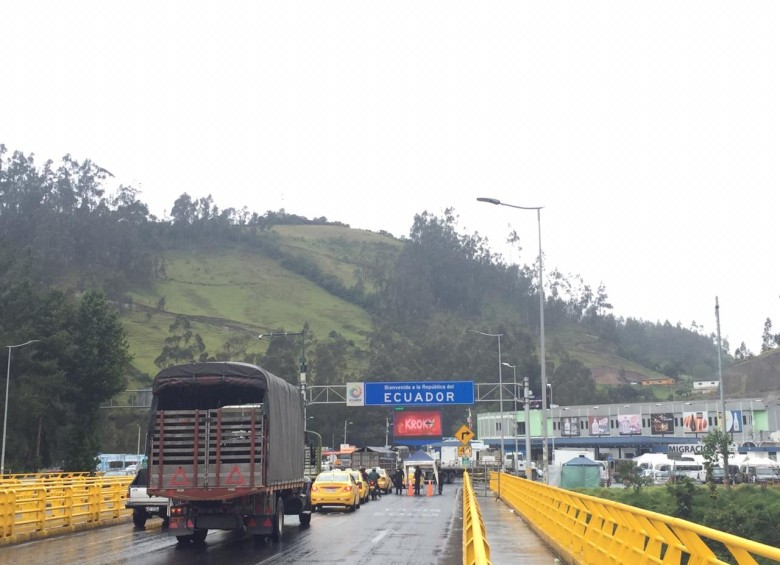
[349,470,369,504]
[311,470,360,512]
[375,468,391,494]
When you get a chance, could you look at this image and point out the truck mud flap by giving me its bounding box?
[244,514,273,535]
[168,517,194,536]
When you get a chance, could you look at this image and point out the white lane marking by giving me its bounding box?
[371,530,388,544]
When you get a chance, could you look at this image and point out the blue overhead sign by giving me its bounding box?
[364,381,475,406]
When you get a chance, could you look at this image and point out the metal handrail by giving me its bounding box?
[462,471,492,565]
[490,471,780,565]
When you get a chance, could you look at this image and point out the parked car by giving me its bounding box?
[753,466,780,484]
[653,470,670,485]
[374,468,392,494]
[349,470,369,504]
[311,470,360,512]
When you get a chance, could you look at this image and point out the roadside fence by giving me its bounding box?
[0,473,133,545]
[462,470,492,565]
[490,471,780,565]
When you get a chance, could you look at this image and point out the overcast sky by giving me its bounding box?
[3,2,779,354]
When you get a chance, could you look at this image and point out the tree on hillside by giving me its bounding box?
[62,291,131,471]
[312,331,356,385]
[548,352,599,406]
[761,318,778,352]
[154,315,208,368]
[734,342,753,361]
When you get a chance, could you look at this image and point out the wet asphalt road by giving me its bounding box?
[2,487,462,565]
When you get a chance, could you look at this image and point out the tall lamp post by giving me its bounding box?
[478,197,548,482]
[468,330,504,465]
[502,363,521,475]
[343,420,352,445]
[2,339,40,475]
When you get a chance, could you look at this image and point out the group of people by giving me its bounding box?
[353,464,444,497]
[390,465,443,496]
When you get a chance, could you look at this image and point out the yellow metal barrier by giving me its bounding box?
[0,474,133,545]
[462,471,492,565]
[490,471,780,565]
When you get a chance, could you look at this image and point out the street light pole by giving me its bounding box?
[478,197,548,482]
[2,339,40,476]
[468,330,504,465]
[503,363,519,474]
[343,420,352,445]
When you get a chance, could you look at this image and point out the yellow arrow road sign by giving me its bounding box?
[455,424,475,445]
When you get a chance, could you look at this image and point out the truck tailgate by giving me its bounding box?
[150,405,266,497]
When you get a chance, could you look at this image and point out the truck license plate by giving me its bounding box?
[145,506,160,512]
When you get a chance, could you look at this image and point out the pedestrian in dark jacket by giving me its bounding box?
[413,465,422,495]
[393,467,405,494]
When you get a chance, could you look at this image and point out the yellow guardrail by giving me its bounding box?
[490,471,780,565]
[462,471,492,565]
[0,473,133,545]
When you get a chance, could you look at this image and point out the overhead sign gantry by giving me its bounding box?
[345,381,475,407]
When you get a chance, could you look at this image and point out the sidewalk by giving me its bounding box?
[475,492,560,564]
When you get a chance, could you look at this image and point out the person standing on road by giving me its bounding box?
[435,461,444,495]
[413,465,422,495]
[393,467,405,494]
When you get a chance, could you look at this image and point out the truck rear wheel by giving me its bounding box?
[192,529,208,543]
[132,509,147,528]
[299,511,311,526]
[271,497,284,542]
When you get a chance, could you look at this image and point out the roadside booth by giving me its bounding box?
[404,450,440,493]
[560,455,602,489]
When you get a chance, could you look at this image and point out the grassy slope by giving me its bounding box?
[116,223,771,396]
[123,226,393,377]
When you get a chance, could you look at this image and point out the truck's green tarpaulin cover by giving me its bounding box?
[151,362,304,484]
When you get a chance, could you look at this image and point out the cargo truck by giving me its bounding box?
[146,362,312,544]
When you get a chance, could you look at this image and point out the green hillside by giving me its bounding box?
[122,225,394,377]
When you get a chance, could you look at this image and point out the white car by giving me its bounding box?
[126,468,170,528]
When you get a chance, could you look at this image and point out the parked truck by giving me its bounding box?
[350,447,399,474]
[437,440,491,484]
[146,362,312,544]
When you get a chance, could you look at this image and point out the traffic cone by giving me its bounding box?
[426,480,433,497]
[407,478,413,496]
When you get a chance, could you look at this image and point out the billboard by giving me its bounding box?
[617,413,642,435]
[364,381,475,406]
[588,416,609,436]
[725,410,742,433]
[650,412,674,435]
[683,411,709,433]
[393,409,443,440]
[560,416,580,437]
